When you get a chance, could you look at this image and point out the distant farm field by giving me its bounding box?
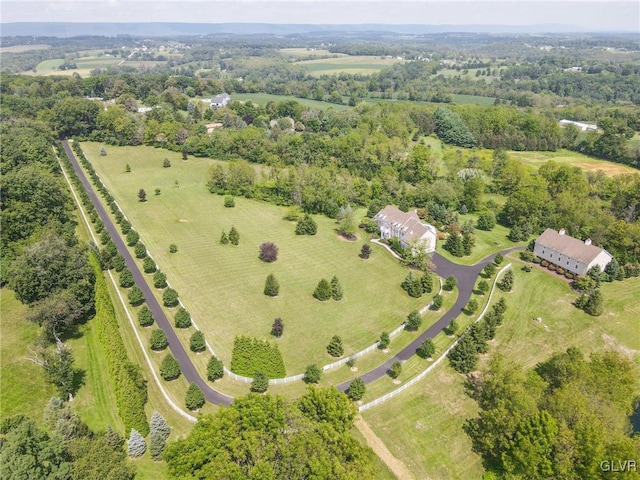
[297,55,405,77]
[509,149,638,176]
[0,44,50,53]
[280,48,346,58]
[229,93,351,111]
[452,93,496,106]
[80,142,428,375]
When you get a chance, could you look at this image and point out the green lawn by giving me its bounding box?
[452,94,496,106]
[363,259,639,479]
[80,142,428,377]
[34,58,65,74]
[0,289,56,423]
[280,48,346,58]
[226,92,351,111]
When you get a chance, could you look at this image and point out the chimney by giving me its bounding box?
[559,229,565,236]
[585,238,592,245]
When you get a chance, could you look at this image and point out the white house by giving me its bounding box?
[374,206,437,253]
[210,93,231,108]
[559,119,598,132]
[534,228,613,276]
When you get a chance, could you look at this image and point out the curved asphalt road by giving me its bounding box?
[61,140,233,406]
[336,247,523,392]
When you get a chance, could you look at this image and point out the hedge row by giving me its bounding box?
[90,253,149,436]
[229,336,286,379]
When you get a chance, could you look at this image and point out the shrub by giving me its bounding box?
[557,267,565,275]
[444,276,457,291]
[494,253,504,265]
[228,226,239,245]
[270,318,284,338]
[346,358,355,368]
[548,263,557,271]
[163,158,171,168]
[207,356,224,381]
[522,265,532,273]
[327,335,344,357]
[303,364,322,384]
[125,164,131,173]
[330,276,343,301]
[540,260,549,267]
[359,244,371,259]
[100,146,107,156]
[138,306,154,327]
[283,206,303,221]
[295,214,317,235]
[313,279,332,301]
[532,257,542,264]
[160,354,180,381]
[185,384,205,410]
[143,257,156,273]
[155,188,161,196]
[150,329,168,351]
[443,319,458,336]
[224,196,235,208]
[250,373,269,393]
[405,310,422,331]
[174,307,191,329]
[360,218,379,234]
[119,269,134,288]
[230,336,286,378]
[153,270,167,289]
[389,361,402,379]
[347,378,365,401]
[565,271,574,280]
[263,274,280,297]
[190,331,207,353]
[431,293,443,310]
[162,288,179,307]
[134,243,147,259]
[520,251,535,262]
[417,339,436,359]
[113,254,125,272]
[259,242,279,262]
[126,230,139,247]
[378,332,390,349]
[128,286,145,306]
[169,244,178,253]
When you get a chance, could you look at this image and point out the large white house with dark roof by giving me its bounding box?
[534,228,613,276]
[374,206,437,253]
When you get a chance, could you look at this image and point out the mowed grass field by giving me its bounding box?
[81,142,427,375]
[229,92,351,111]
[280,48,346,58]
[452,93,496,106]
[509,148,638,176]
[364,260,639,479]
[297,55,405,77]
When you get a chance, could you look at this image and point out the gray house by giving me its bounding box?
[534,228,613,275]
[210,93,231,108]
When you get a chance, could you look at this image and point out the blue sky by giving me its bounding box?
[1,1,638,31]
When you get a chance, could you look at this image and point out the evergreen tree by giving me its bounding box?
[330,276,343,300]
[604,258,623,281]
[389,361,402,379]
[417,339,436,359]
[128,286,144,306]
[153,270,167,289]
[138,306,154,327]
[219,231,229,244]
[127,429,146,457]
[149,412,171,442]
[190,331,206,353]
[126,230,139,247]
[477,211,496,230]
[313,279,332,301]
[462,232,475,256]
[263,274,280,297]
[160,354,181,381]
[448,334,479,373]
[119,269,134,288]
[250,373,269,393]
[444,276,457,291]
[162,288,179,307]
[420,272,433,293]
[494,253,504,265]
[408,276,423,298]
[465,298,479,315]
[477,279,489,295]
[228,226,239,245]
[405,310,422,331]
[347,378,365,401]
[207,356,224,381]
[105,425,124,450]
[327,335,344,357]
[150,329,168,351]
[584,289,604,316]
[174,307,191,328]
[401,271,415,292]
[359,244,371,259]
[303,364,322,384]
[445,232,465,257]
[143,257,156,274]
[443,319,459,336]
[185,384,205,410]
[483,263,496,277]
[431,293,443,310]
[498,269,514,292]
[137,189,146,202]
[134,243,146,259]
[378,331,390,349]
[270,318,284,337]
[295,214,318,235]
[150,431,166,461]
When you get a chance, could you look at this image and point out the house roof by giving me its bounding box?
[535,228,611,264]
[211,93,231,103]
[375,206,435,243]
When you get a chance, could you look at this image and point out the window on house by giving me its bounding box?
[566,261,569,265]
[576,264,578,269]
[550,254,553,258]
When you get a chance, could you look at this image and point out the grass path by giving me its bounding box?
[356,416,416,480]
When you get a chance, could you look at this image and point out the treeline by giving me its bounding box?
[465,348,639,479]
